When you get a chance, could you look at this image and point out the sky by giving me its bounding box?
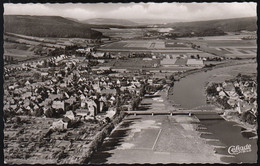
[4,3,257,21]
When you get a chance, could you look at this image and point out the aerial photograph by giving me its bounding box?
[2,2,257,164]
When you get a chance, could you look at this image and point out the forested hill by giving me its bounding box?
[4,15,103,39]
[83,18,139,26]
[168,17,257,32]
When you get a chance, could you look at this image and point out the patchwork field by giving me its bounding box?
[180,35,257,59]
[99,58,159,69]
[103,40,166,49]
[92,28,144,39]
[100,39,206,55]
[4,33,95,61]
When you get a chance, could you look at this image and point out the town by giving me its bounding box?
[3,3,258,164]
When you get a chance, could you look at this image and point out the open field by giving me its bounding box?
[179,34,256,41]
[102,40,166,49]
[180,35,257,59]
[102,39,192,50]
[92,28,144,39]
[97,58,159,69]
[4,33,95,61]
[99,39,206,56]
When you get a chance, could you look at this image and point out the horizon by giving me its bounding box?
[4,3,256,22]
[3,14,257,24]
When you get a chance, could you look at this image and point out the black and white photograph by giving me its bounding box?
[1,1,258,164]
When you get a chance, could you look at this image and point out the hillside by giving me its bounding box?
[82,18,139,26]
[168,17,257,32]
[4,15,103,39]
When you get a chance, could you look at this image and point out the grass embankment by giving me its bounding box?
[80,111,126,164]
[174,59,254,80]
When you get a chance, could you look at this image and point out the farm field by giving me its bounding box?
[179,34,256,41]
[99,58,159,69]
[93,27,175,39]
[180,35,257,59]
[102,40,166,49]
[92,28,144,39]
[4,33,96,61]
[99,39,205,55]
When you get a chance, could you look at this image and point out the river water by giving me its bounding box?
[88,63,257,164]
[170,63,257,163]
[170,63,257,110]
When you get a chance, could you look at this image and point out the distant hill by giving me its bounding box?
[4,15,103,38]
[82,18,140,26]
[167,17,257,32]
[131,18,184,25]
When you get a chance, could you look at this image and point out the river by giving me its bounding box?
[169,63,257,110]
[88,63,257,164]
[169,62,257,163]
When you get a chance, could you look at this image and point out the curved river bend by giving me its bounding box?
[170,63,257,163]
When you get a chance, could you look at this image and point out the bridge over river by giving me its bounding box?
[87,87,257,164]
[88,62,257,164]
[124,109,224,116]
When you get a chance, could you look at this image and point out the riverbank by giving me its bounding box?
[221,112,257,133]
[88,87,224,164]
[165,61,257,163]
[174,59,255,80]
[168,59,256,109]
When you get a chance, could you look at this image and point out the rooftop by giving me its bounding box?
[186,59,204,65]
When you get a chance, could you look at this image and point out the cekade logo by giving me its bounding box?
[228,144,252,155]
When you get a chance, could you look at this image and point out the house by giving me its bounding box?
[75,109,89,119]
[22,92,32,99]
[97,59,105,63]
[41,72,48,76]
[227,99,237,107]
[236,101,252,114]
[112,68,127,73]
[86,99,97,116]
[143,58,152,61]
[223,84,236,98]
[92,52,105,58]
[98,66,111,71]
[52,101,65,110]
[49,94,61,101]
[25,80,31,86]
[216,86,223,92]
[186,59,204,67]
[64,111,76,120]
[105,107,116,119]
[101,88,117,95]
[148,79,153,85]
[51,119,68,131]
[233,81,239,87]
[160,58,177,67]
[219,90,227,99]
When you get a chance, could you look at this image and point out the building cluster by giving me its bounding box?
[208,76,257,119]
[160,54,204,67]
[4,52,163,130]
